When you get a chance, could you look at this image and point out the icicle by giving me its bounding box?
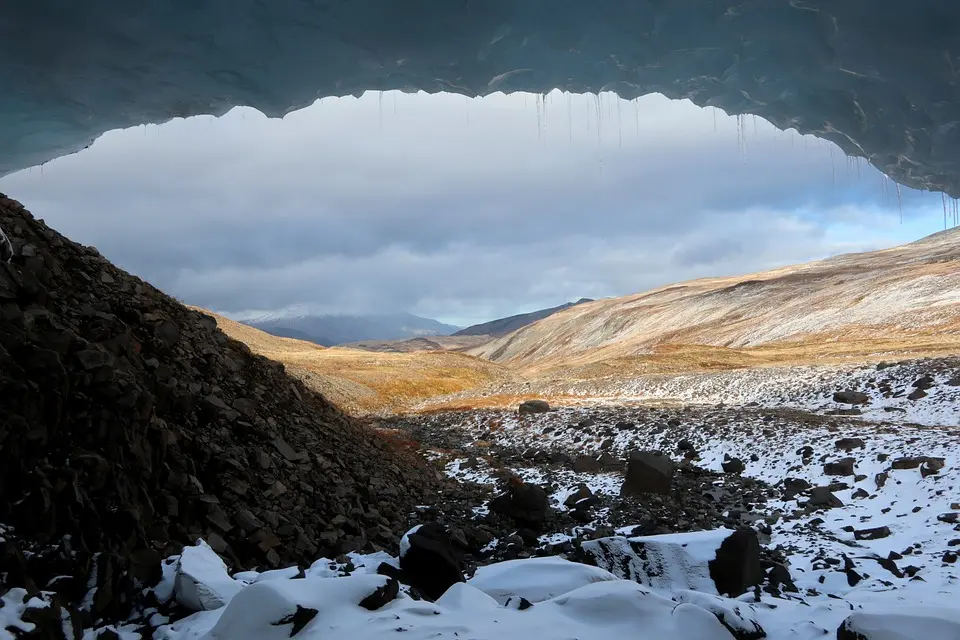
[594,93,602,149]
[896,182,903,223]
[542,92,547,130]
[392,92,397,115]
[617,96,622,150]
[582,95,588,135]
[465,95,469,125]
[536,92,542,141]
[378,91,383,132]
[738,114,748,161]
[634,98,640,140]
[713,107,717,133]
[752,114,757,134]
[943,192,948,230]
[567,92,573,142]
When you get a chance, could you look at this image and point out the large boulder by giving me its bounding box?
[518,399,551,415]
[806,486,844,509]
[781,478,811,500]
[469,556,618,605]
[174,540,244,611]
[563,484,599,510]
[572,455,601,473]
[397,524,464,600]
[721,456,745,474]
[578,528,766,598]
[835,437,866,451]
[488,480,550,528]
[824,457,856,476]
[708,529,763,598]
[833,390,870,404]
[621,451,674,496]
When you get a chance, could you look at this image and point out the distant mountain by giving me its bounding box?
[243,310,461,346]
[454,299,595,338]
[262,326,335,347]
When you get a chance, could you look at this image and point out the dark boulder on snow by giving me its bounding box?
[853,526,891,541]
[598,451,623,471]
[579,528,765,598]
[397,524,465,600]
[708,528,764,598]
[572,455,601,473]
[489,480,550,528]
[833,390,869,404]
[806,487,844,509]
[518,399,551,415]
[563,484,600,511]
[892,456,944,470]
[621,451,674,496]
[907,388,928,401]
[358,577,400,610]
[824,457,856,476]
[782,478,811,500]
[835,437,866,451]
[721,456,746,474]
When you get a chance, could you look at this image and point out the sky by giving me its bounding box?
[0,90,953,327]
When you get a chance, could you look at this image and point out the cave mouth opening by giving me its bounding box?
[0,89,953,328]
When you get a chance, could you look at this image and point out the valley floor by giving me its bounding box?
[13,357,956,639]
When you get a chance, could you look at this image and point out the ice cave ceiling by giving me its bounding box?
[2,0,960,196]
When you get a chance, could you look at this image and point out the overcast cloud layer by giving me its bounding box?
[0,91,950,326]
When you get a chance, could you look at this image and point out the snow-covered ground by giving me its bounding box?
[7,531,949,640]
[560,358,960,427]
[425,398,960,638]
[5,359,959,639]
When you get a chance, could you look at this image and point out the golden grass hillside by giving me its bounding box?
[469,227,960,378]
[191,307,515,415]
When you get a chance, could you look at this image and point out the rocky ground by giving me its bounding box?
[387,399,960,605]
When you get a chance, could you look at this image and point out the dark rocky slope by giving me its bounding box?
[0,194,438,619]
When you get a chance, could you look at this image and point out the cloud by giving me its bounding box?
[0,90,948,326]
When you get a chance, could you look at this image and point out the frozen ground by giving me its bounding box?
[4,399,958,638]
[589,358,960,427]
[5,531,951,640]
[4,361,959,639]
[422,396,960,638]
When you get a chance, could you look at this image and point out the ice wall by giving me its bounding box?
[1,0,959,195]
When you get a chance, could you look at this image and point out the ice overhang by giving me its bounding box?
[1,0,959,196]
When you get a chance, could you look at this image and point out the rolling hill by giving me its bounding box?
[192,308,511,415]
[468,227,960,377]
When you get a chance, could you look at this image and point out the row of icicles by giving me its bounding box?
[519,91,960,230]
